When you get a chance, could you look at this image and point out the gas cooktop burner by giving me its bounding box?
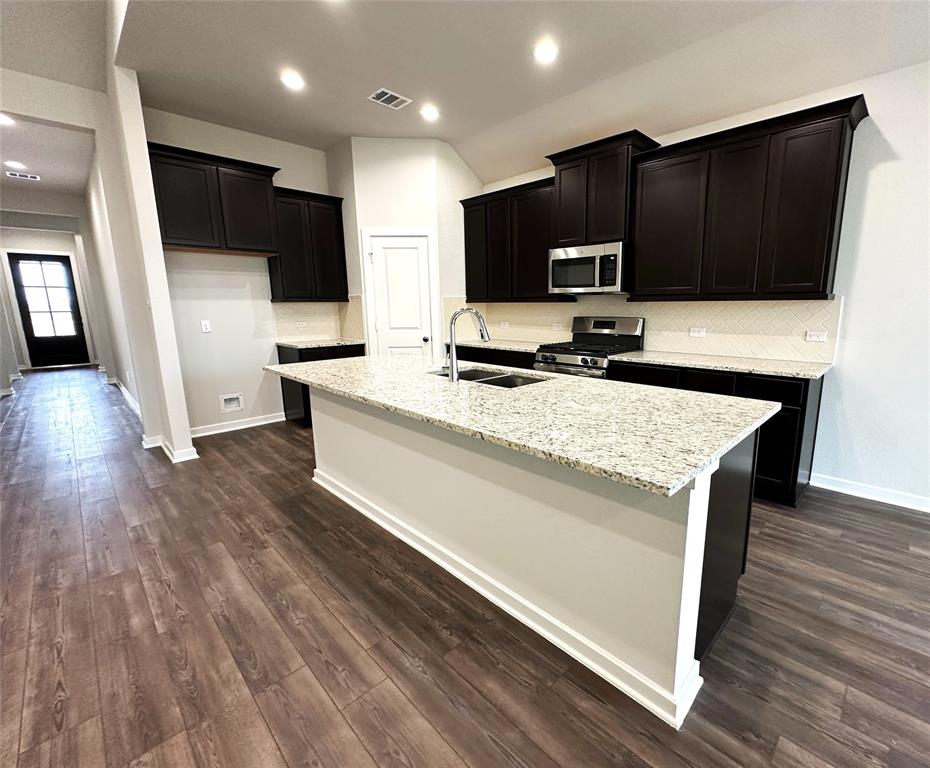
[537,342,637,357]
[533,316,645,378]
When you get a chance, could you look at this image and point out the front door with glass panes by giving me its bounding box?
[8,254,89,367]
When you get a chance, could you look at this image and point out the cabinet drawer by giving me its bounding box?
[608,363,681,388]
[680,369,737,396]
[736,375,805,407]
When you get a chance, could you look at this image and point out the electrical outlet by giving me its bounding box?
[200,320,212,333]
[296,320,306,328]
[499,321,510,329]
[552,322,563,331]
[689,327,706,338]
[805,330,828,343]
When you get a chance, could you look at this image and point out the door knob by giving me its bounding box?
[422,336,430,343]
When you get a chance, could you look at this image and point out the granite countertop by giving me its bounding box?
[449,338,548,353]
[264,355,779,497]
[609,350,833,379]
[276,338,366,350]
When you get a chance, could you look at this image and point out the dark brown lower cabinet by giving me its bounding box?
[610,361,822,506]
[276,344,366,425]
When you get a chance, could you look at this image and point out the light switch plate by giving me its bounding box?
[200,320,212,333]
[689,327,706,338]
[552,322,563,331]
[805,330,828,342]
[499,321,510,329]
[296,320,306,328]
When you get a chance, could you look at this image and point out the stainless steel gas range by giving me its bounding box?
[534,316,644,378]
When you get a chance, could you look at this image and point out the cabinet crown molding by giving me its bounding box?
[546,130,660,164]
[147,141,280,177]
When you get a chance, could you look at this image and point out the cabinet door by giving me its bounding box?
[510,186,553,299]
[486,198,511,299]
[752,406,801,500]
[553,159,587,247]
[273,196,315,299]
[701,137,769,295]
[463,203,488,301]
[586,145,631,244]
[757,119,844,295]
[217,167,277,251]
[307,201,348,299]
[633,151,708,295]
[150,155,223,248]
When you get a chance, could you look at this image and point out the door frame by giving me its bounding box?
[1,246,96,369]
[360,228,442,360]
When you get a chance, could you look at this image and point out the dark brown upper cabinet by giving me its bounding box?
[510,185,553,299]
[268,188,348,302]
[217,167,277,251]
[757,119,846,295]
[463,203,488,300]
[633,150,709,296]
[149,143,279,254]
[547,131,659,248]
[150,154,224,248]
[485,197,511,300]
[629,95,867,301]
[461,179,568,303]
[701,136,770,295]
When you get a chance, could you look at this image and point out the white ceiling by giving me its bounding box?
[0,0,106,92]
[0,117,95,196]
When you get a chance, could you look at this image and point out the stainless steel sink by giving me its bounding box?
[432,368,546,388]
[476,373,546,388]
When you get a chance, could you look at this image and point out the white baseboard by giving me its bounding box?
[141,434,162,449]
[0,387,12,397]
[161,441,199,463]
[189,411,285,439]
[116,380,141,418]
[810,473,929,513]
[9,373,23,382]
[314,468,696,729]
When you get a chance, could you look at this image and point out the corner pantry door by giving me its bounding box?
[365,234,434,356]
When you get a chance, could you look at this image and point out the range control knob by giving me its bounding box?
[580,357,589,365]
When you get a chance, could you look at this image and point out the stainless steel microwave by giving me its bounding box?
[548,242,625,294]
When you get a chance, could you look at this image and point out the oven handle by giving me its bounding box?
[533,362,607,379]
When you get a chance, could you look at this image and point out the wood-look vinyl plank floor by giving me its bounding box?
[1,367,928,768]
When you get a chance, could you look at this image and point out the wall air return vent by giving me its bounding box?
[5,171,40,181]
[219,393,243,413]
[367,88,412,110]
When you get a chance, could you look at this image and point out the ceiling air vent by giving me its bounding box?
[5,171,40,181]
[368,87,412,110]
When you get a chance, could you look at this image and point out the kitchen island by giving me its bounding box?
[264,355,779,727]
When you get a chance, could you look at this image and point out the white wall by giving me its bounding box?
[165,251,284,434]
[478,62,930,511]
[0,286,18,393]
[142,108,329,193]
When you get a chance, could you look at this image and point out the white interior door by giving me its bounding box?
[368,235,433,356]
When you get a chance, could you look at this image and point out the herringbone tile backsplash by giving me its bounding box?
[444,296,842,363]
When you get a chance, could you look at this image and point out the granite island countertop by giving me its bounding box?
[264,355,779,497]
[609,350,833,379]
[276,338,366,350]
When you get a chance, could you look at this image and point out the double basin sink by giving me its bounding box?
[433,367,546,388]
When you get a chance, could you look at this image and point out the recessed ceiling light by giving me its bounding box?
[3,160,26,170]
[419,103,440,122]
[280,68,306,91]
[533,37,559,65]
[0,113,14,126]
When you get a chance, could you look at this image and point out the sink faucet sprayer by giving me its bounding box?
[447,308,490,382]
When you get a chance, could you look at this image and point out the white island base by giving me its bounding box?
[310,386,724,728]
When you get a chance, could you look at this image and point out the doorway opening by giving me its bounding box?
[7,253,90,367]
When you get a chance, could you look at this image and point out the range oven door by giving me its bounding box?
[533,362,607,378]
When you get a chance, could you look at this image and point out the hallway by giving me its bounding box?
[1,368,929,768]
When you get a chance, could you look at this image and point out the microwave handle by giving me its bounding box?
[592,254,601,288]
